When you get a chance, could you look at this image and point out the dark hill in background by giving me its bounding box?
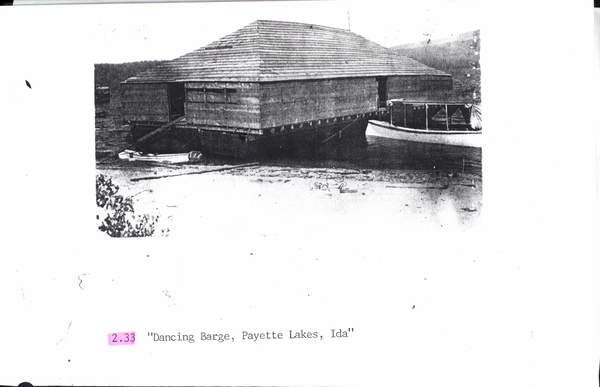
[391,30,481,104]
[95,61,167,91]
[95,61,167,156]
[95,61,167,121]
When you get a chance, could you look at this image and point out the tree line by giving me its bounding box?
[94,61,167,91]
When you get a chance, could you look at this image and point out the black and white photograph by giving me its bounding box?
[92,1,483,238]
[0,0,598,386]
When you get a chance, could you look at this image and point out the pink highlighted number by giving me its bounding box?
[108,332,136,346]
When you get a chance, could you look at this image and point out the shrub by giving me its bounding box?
[96,174,161,237]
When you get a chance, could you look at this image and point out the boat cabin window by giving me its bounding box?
[404,104,427,129]
[428,104,448,130]
[389,102,473,131]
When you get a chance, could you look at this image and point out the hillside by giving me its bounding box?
[95,61,167,153]
[390,30,481,104]
[95,61,167,91]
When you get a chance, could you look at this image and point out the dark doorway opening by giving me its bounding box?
[167,82,185,120]
[376,77,388,108]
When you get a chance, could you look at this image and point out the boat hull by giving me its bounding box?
[118,149,200,163]
[366,120,482,148]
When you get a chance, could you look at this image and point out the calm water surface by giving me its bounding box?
[279,135,482,176]
[95,119,482,177]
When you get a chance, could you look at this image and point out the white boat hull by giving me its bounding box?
[366,120,482,148]
[118,150,201,163]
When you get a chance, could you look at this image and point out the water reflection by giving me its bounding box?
[363,135,481,175]
[96,128,482,177]
[260,135,482,177]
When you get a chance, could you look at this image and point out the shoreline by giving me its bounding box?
[96,161,483,237]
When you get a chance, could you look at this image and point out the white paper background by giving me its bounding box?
[0,1,598,386]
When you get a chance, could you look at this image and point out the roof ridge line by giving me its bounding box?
[255,19,353,33]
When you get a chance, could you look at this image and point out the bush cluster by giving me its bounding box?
[96,174,160,237]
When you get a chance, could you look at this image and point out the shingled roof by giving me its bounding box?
[124,20,450,83]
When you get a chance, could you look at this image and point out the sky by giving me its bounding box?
[82,0,483,63]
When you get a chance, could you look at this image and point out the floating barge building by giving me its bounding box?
[121,20,452,158]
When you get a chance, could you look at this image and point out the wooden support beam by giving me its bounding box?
[136,116,185,146]
[130,162,259,182]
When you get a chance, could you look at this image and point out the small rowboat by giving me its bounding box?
[367,100,482,148]
[118,149,202,163]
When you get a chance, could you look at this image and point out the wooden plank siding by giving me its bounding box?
[182,75,451,130]
[121,83,170,123]
[182,77,379,130]
[121,74,451,129]
[387,75,454,103]
[387,75,453,97]
[258,78,378,128]
[184,82,261,129]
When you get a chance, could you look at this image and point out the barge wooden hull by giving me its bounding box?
[197,117,369,159]
[131,113,374,159]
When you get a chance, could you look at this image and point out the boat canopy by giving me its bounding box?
[385,100,482,131]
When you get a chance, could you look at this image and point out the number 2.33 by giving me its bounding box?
[108,332,136,346]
